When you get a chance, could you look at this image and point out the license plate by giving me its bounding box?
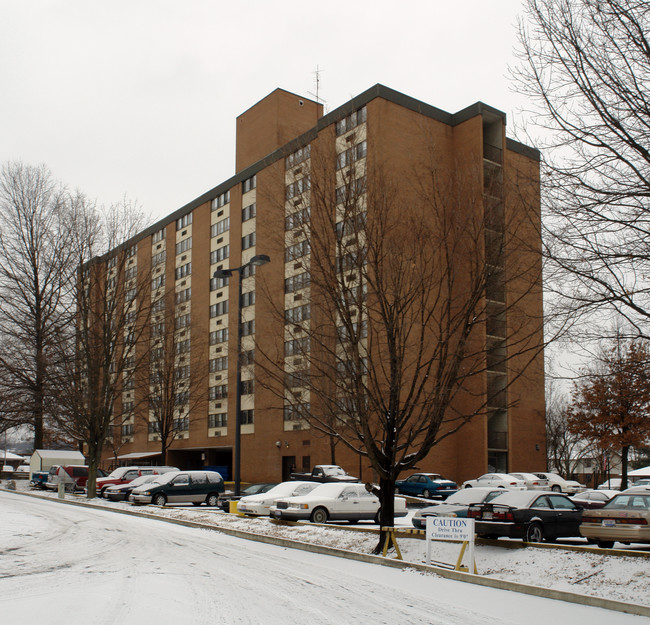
[483,511,493,520]
[602,519,615,527]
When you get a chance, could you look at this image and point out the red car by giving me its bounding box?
[45,465,107,492]
[96,466,178,497]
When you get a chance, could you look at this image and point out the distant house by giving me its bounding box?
[29,449,85,476]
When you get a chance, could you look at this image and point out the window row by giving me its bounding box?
[285,303,311,325]
[336,141,367,170]
[176,237,192,255]
[210,328,229,345]
[212,190,231,210]
[285,239,310,263]
[210,301,229,318]
[175,262,191,280]
[242,174,256,193]
[285,337,310,356]
[152,227,166,244]
[152,250,166,267]
[285,271,310,293]
[174,417,189,431]
[284,403,310,421]
[209,413,227,428]
[211,217,230,238]
[209,384,228,400]
[175,313,191,330]
[335,105,367,136]
[210,245,229,265]
[176,287,191,304]
[285,144,311,169]
[336,176,366,205]
[285,206,310,231]
[286,175,311,200]
[242,232,256,251]
[176,213,192,230]
[242,203,256,222]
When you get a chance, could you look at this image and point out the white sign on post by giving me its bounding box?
[425,517,475,572]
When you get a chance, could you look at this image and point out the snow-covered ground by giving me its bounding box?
[1,489,648,625]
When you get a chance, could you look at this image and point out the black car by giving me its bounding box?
[217,483,278,512]
[468,491,583,542]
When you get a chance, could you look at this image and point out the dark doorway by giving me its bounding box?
[282,455,296,481]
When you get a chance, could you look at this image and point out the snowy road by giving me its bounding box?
[0,491,646,624]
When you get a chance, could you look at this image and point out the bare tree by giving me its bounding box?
[257,140,544,551]
[52,194,150,497]
[139,288,209,465]
[514,0,650,337]
[0,161,74,449]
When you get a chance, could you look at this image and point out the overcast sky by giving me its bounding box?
[0,0,530,225]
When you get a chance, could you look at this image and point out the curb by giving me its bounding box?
[3,488,649,618]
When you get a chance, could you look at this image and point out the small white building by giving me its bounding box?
[29,449,85,477]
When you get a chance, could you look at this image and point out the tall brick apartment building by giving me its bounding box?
[100,84,546,485]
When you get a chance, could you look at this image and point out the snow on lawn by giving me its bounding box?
[10,482,650,608]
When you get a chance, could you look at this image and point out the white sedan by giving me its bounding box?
[270,482,408,524]
[461,473,526,490]
[533,472,585,494]
[237,481,318,516]
[508,472,549,490]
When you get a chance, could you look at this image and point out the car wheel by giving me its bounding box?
[422,489,431,499]
[464,484,472,489]
[192,502,201,506]
[347,519,359,525]
[551,485,561,493]
[153,494,166,507]
[310,507,328,524]
[597,540,615,549]
[525,522,544,543]
[206,493,219,507]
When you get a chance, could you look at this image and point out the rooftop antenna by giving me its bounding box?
[308,65,326,117]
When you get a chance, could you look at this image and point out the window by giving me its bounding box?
[176,213,192,230]
[209,413,228,428]
[209,385,228,400]
[174,391,189,405]
[210,245,229,265]
[175,313,191,330]
[335,105,367,136]
[175,338,191,354]
[285,304,311,324]
[122,401,134,413]
[210,275,229,291]
[152,227,166,243]
[209,328,229,345]
[242,232,256,250]
[242,174,256,193]
[285,207,310,231]
[241,291,255,308]
[285,240,310,262]
[336,212,367,240]
[241,319,255,336]
[241,409,254,425]
[152,250,166,267]
[240,379,254,395]
[210,301,229,318]
[241,263,257,278]
[125,266,137,281]
[285,175,311,200]
[173,417,189,431]
[107,255,117,269]
[121,423,134,436]
[285,271,310,293]
[151,322,165,337]
[151,275,165,290]
[336,140,367,170]
[125,288,136,301]
[176,237,192,255]
[286,370,310,388]
[175,365,190,380]
[285,337,310,356]
[284,403,310,421]
[126,244,137,258]
[242,203,256,222]
[175,262,192,280]
[241,349,255,366]
[336,176,366,205]
[148,421,161,434]
[211,190,230,210]
[211,217,230,238]
[210,356,228,372]
[285,144,311,168]
[175,287,192,304]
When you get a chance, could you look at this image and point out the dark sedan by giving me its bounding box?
[412,487,505,528]
[395,473,457,499]
[104,474,162,502]
[468,491,583,542]
[217,483,277,512]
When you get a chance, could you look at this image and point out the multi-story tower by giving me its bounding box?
[100,85,545,485]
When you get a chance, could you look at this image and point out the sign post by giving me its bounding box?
[425,517,476,573]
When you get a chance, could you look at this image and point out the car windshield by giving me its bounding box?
[307,483,348,498]
[486,491,539,507]
[604,494,650,510]
[128,474,157,488]
[322,466,345,476]
[149,471,178,486]
[106,467,129,479]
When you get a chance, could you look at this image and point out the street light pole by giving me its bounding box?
[213,254,270,496]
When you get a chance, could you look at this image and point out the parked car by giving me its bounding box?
[468,491,583,542]
[534,472,585,494]
[508,473,549,490]
[130,470,224,506]
[570,489,618,509]
[270,482,408,524]
[237,481,319,516]
[462,473,526,490]
[104,473,175,502]
[597,478,622,490]
[96,465,178,497]
[290,465,359,483]
[395,473,457,499]
[411,488,506,528]
[45,465,107,492]
[580,488,650,548]
[217,483,278,512]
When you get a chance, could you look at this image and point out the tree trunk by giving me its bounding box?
[621,445,629,490]
[373,476,396,555]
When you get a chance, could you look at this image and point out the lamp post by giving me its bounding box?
[213,253,270,496]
